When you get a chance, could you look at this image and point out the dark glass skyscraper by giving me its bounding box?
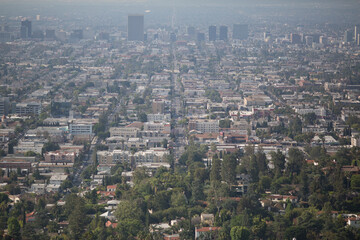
[344,30,353,43]
[128,15,144,41]
[20,20,31,39]
[209,25,216,41]
[219,26,228,41]
[290,33,302,44]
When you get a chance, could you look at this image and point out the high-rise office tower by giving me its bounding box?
[233,24,248,40]
[209,25,216,41]
[312,34,321,43]
[344,30,353,43]
[0,24,10,32]
[0,24,11,42]
[305,36,313,46]
[319,36,327,45]
[219,26,228,41]
[170,32,177,42]
[355,25,359,43]
[20,20,32,39]
[128,15,144,41]
[187,26,196,41]
[264,32,271,41]
[0,97,10,116]
[300,33,305,43]
[290,33,302,44]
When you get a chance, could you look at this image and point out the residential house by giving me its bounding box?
[195,227,221,239]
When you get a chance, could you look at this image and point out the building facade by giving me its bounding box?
[209,25,216,41]
[219,26,228,41]
[128,15,144,41]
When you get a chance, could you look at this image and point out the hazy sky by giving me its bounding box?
[1,0,359,27]
[0,0,359,4]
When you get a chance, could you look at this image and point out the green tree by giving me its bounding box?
[231,213,251,228]
[166,154,175,172]
[258,176,272,192]
[205,89,222,103]
[42,142,60,154]
[170,191,187,207]
[284,226,306,240]
[115,219,143,240]
[35,209,49,229]
[210,154,222,183]
[300,168,309,200]
[115,200,144,223]
[33,168,41,180]
[162,138,168,148]
[21,222,37,239]
[191,178,204,202]
[0,149,6,157]
[138,112,147,122]
[93,113,108,134]
[304,112,317,125]
[252,218,266,239]
[248,154,260,182]
[24,151,37,157]
[209,182,229,214]
[85,189,98,204]
[219,119,232,128]
[255,148,268,174]
[60,179,73,191]
[230,226,250,240]
[81,165,93,180]
[7,217,21,240]
[66,195,88,240]
[211,142,217,152]
[286,148,305,175]
[218,222,231,240]
[222,154,237,186]
[178,141,204,166]
[289,116,302,138]
[351,174,360,190]
[133,167,149,185]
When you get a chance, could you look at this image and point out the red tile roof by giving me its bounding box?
[105,220,118,228]
[196,227,221,232]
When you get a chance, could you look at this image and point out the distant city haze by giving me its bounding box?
[0,0,359,27]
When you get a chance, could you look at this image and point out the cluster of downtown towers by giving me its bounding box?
[17,15,249,42]
[127,15,249,42]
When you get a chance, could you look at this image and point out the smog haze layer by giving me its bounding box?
[1,0,359,27]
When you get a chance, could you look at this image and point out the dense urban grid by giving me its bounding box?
[1,1,360,239]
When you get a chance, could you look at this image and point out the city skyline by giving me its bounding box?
[1,1,360,240]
